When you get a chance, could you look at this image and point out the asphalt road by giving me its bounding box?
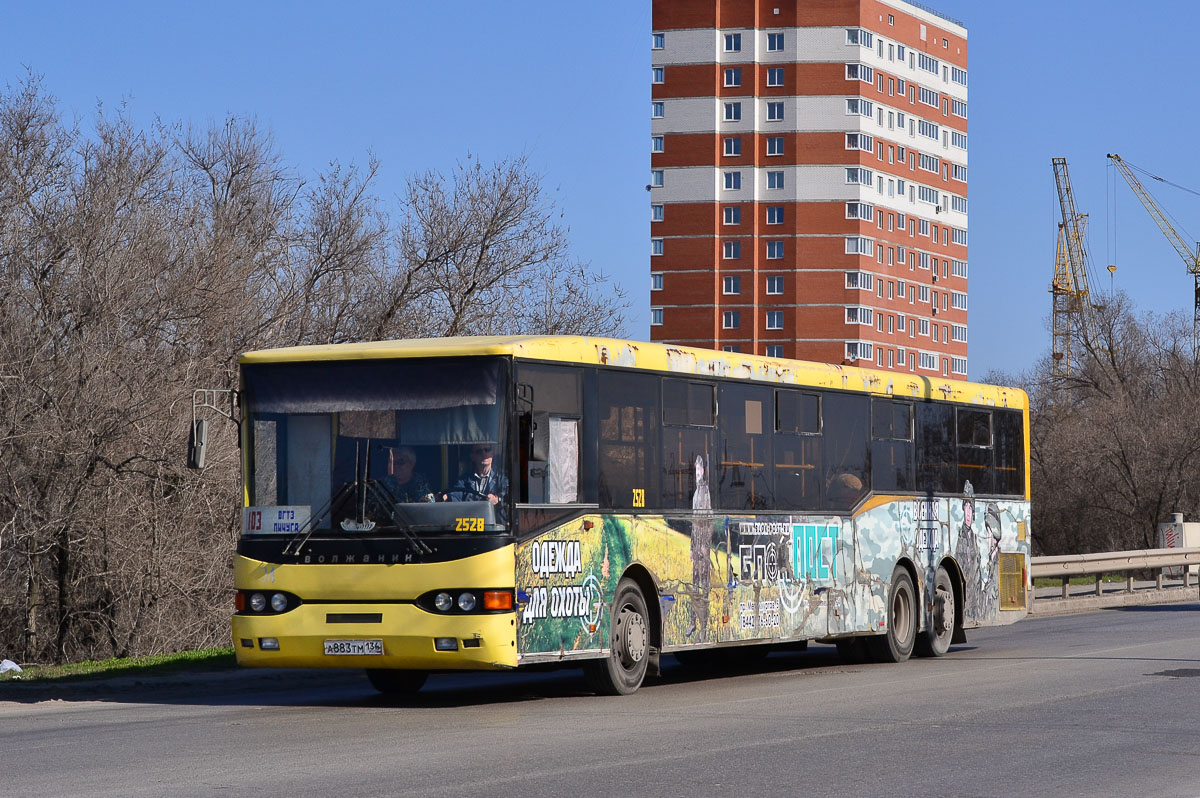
[4,604,1200,798]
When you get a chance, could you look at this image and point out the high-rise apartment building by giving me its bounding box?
[650,0,968,376]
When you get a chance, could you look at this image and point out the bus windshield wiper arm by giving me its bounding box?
[364,480,434,554]
[282,481,356,557]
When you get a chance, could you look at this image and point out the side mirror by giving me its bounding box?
[188,419,209,470]
[530,411,550,462]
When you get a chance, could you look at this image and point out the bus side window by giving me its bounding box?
[822,393,869,511]
[871,399,915,492]
[993,409,1024,496]
[661,378,715,510]
[717,383,773,510]
[956,408,994,494]
[775,390,823,511]
[516,364,587,504]
[916,402,955,493]
[598,371,660,509]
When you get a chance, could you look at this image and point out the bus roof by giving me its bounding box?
[240,335,1027,409]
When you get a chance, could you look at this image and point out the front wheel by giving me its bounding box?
[584,577,651,695]
[915,565,956,658]
[366,668,428,695]
[866,567,917,663]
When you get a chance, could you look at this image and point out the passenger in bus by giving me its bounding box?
[381,446,436,503]
[444,443,509,511]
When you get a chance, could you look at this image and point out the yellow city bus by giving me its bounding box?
[227,336,1030,695]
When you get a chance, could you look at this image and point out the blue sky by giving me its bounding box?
[3,1,1196,379]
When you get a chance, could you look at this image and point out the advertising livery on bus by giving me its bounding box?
[225,336,1030,695]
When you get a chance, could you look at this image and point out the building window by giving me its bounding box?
[766,206,784,225]
[651,135,664,153]
[951,324,967,342]
[951,291,968,310]
[952,259,968,278]
[724,171,741,190]
[952,356,967,374]
[651,169,664,187]
[845,168,873,186]
[951,195,968,214]
[846,98,873,117]
[651,204,664,222]
[723,275,741,294]
[724,67,742,87]
[724,102,742,122]
[768,32,784,51]
[951,66,968,86]
[651,273,663,292]
[952,228,968,246]
[651,307,663,325]
[652,101,664,119]
[951,131,968,150]
[920,352,938,370]
[767,136,784,156]
[723,241,741,259]
[953,164,968,183]
[766,276,784,294]
[652,33,664,49]
[952,99,967,118]
[845,28,873,48]
[918,318,930,336]
[724,33,742,52]
[918,119,940,140]
[723,310,741,329]
[766,311,784,330]
[846,132,874,152]
[845,271,873,290]
[766,344,784,357]
[767,101,784,121]
[723,206,741,225]
[919,153,940,173]
[724,136,741,156]
[845,64,874,83]
[652,67,664,84]
[919,86,940,108]
[767,171,784,189]
[846,306,874,325]
[845,341,873,361]
[845,236,875,256]
[766,241,784,259]
[767,68,785,87]
[651,238,664,256]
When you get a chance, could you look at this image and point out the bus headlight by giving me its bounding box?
[249,592,267,612]
[457,592,477,612]
[270,593,288,612]
[434,592,454,612]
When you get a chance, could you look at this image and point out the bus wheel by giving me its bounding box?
[366,669,428,695]
[584,577,650,695]
[915,565,955,658]
[867,568,917,663]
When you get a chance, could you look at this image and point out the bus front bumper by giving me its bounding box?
[232,603,518,670]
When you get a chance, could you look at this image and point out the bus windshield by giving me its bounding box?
[242,356,510,536]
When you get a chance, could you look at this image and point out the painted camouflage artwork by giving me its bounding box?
[515,485,1030,662]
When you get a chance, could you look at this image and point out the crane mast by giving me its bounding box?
[1050,157,1097,398]
[1107,153,1200,355]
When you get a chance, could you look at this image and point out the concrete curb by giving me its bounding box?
[1031,586,1199,616]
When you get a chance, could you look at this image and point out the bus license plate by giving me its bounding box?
[324,639,383,656]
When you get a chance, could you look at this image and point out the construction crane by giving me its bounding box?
[1107,153,1200,354]
[1050,157,1099,398]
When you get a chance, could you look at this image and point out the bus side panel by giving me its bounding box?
[851,495,1032,636]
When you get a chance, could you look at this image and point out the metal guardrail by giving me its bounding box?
[1031,547,1200,600]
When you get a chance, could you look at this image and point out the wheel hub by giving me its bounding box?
[933,587,953,636]
[617,607,648,667]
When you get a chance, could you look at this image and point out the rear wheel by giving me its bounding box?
[365,668,428,695]
[584,577,651,695]
[915,565,955,658]
[866,567,917,663]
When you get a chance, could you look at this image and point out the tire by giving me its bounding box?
[584,577,651,695]
[915,565,956,658]
[866,567,917,663]
[365,668,428,695]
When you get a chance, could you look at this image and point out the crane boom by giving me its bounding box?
[1107,154,1200,273]
[1052,157,1095,302]
[1107,153,1200,355]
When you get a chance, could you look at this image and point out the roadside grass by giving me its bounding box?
[0,647,236,684]
[1033,575,1139,588]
